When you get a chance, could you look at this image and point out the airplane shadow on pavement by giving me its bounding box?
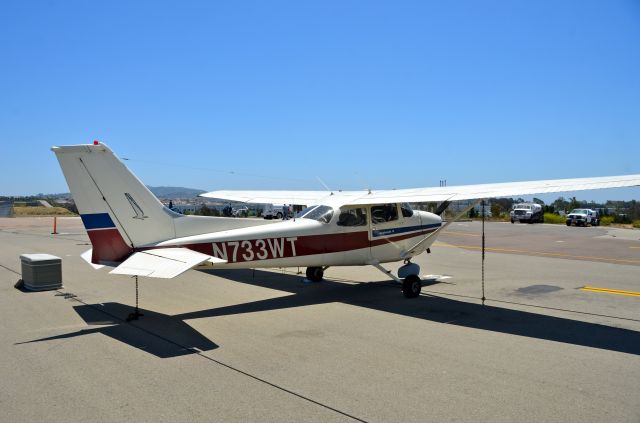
[16,302,219,358]
[16,269,640,357]
[186,269,640,356]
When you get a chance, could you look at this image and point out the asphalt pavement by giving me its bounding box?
[0,217,638,422]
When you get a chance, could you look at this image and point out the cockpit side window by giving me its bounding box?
[401,203,413,217]
[337,207,368,226]
[371,204,399,224]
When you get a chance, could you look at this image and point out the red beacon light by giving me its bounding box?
[93,140,100,145]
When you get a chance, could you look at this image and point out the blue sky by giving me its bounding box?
[1,0,639,202]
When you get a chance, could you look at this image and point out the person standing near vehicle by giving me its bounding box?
[282,204,288,220]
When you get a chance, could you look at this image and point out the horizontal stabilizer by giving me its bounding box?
[109,248,225,279]
[80,249,105,269]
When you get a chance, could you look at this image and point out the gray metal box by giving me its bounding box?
[20,254,62,291]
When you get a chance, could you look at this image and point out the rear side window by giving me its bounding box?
[371,204,398,224]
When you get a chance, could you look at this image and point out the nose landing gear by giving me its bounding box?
[370,261,422,298]
[402,274,422,298]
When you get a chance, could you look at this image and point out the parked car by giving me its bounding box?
[232,206,249,217]
[510,203,544,224]
[262,203,286,220]
[566,208,599,226]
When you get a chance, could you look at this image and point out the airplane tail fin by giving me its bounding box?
[52,142,177,264]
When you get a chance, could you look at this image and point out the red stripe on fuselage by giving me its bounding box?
[87,229,132,263]
[182,228,436,264]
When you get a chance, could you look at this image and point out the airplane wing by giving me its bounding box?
[201,174,640,206]
[199,190,363,205]
[109,248,226,279]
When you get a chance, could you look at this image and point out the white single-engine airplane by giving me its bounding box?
[53,142,640,298]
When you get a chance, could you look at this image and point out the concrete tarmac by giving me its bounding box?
[1,217,639,422]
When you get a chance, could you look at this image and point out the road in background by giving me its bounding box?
[438,221,640,266]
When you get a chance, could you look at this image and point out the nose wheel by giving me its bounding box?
[402,274,422,298]
[370,262,422,298]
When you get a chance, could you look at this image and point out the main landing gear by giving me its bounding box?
[305,266,325,282]
[371,260,422,298]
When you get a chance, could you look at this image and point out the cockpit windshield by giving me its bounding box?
[296,205,334,223]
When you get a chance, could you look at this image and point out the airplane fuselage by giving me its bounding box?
[153,207,442,269]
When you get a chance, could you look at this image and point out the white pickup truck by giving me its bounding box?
[566,209,599,226]
[510,203,544,224]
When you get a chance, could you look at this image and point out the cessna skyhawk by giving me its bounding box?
[53,142,640,298]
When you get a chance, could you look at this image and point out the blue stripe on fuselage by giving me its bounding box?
[81,213,116,230]
[372,222,441,237]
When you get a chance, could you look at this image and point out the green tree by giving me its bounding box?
[491,203,502,218]
[568,197,580,211]
[198,204,212,216]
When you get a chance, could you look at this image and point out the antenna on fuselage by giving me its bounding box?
[316,176,333,195]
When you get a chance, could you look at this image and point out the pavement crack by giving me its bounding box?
[0,263,20,275]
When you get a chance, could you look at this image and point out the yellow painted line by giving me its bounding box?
[580,286,640,297]
[629,246,640,249]
[441,231,481,237]
[432,243,640,265]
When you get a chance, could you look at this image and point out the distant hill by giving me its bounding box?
[3,186,207,201]
[147,186,206,199]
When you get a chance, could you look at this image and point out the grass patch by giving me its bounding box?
[633,220,640,229]
[12,206,76,217]
[543,213,565,224]
[600,216,615,226]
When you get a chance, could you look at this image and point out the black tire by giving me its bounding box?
[305,267,324,282]
[511,219,515,224]
[276,212,283,219]
[566,221,571,226]
[402,275,421,298]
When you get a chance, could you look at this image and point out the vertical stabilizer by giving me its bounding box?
[52,143,176,264]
